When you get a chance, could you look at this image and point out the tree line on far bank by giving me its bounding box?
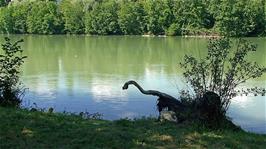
[0,0,265,37]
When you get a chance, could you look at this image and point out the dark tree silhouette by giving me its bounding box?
[122,80,184,115]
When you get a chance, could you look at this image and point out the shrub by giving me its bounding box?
[180,37,266,127]
[0,37,27,107]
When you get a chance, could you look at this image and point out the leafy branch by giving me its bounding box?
[0,37,27,107]
[180,37,266,113]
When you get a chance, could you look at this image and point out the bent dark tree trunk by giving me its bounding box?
[122,80,184,114]
[122,80,227,127]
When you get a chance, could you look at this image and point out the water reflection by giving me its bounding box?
[90,78,127,102]
[0,35,265,133]
[229,96,266,133]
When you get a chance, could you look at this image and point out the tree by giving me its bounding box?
[118,0,146,35]
[265,1,266,35]
[10,2,31,34]
[0,0,265,36]
[172,0,213,35]
[27,1,64,34]
[59,0,85,34]
[0,37,27,107]
[249,0,265,36]
[143,0,174,35]
[0,7,14,34]
[214,0,263,36]
[85,0,120,35]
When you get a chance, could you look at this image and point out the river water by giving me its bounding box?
[1,35,265,133]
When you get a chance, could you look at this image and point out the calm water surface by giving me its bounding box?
[1,35,265,133]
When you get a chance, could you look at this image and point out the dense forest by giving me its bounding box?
[0,0,265,36]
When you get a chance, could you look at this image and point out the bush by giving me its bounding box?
[0,37,27,107]
[180,37,266,127]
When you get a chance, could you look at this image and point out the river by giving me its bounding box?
[0,35,265,133]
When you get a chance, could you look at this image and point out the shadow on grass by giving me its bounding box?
[0,107,265,149]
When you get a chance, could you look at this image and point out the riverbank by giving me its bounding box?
[0,107,265,148]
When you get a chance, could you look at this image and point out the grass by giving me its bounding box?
[0,107,265,149]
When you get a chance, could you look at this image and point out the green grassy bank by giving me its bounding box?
[0,107,265,149]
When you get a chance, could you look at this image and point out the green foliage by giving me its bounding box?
[144,0,174,35]
[1,106,266,148]
[11,2,31,34]
[173,0,214,35]
[59,0,85,34]
[85,0,120,35]
[27,1,63,34]
[249,0,265,36]
[0,2,31,34]
[0,7,14,34]
[265,1,266,35]
[118,0,146,35]
[166,23,180,36]
[0,0,7,7]
[0,37,27,107]
[0,0,265,36]
[180,38,266,113]
[214,0,265,36]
